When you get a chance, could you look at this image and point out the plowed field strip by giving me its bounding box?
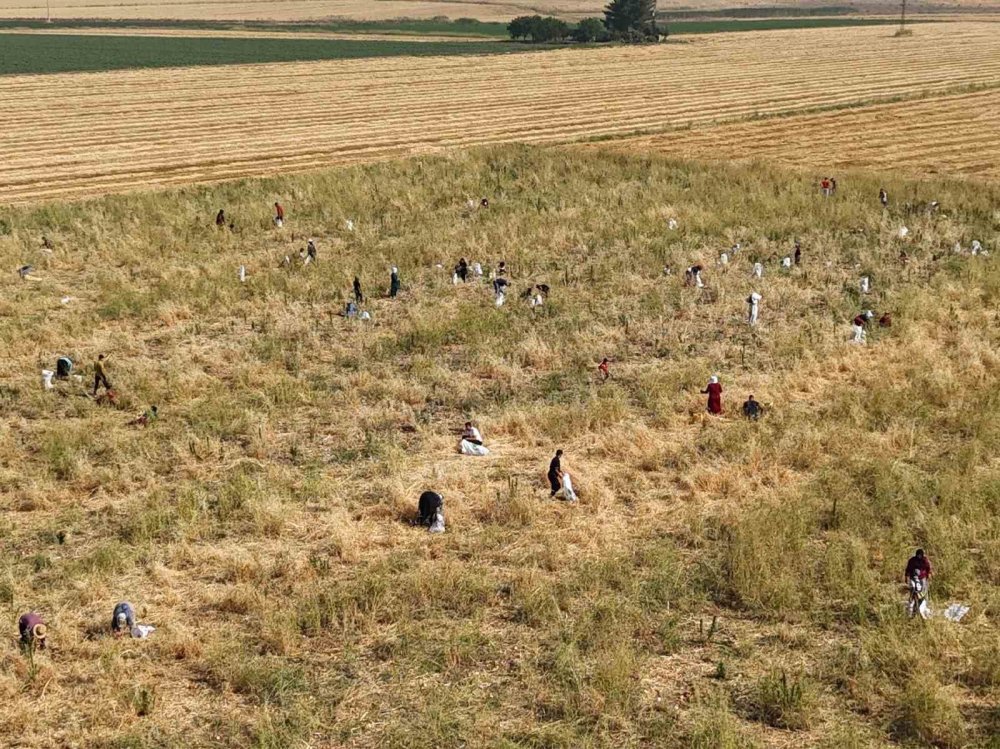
[591,87,1000,179]
[2,23,998,204]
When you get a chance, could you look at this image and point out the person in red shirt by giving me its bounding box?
[701,375,722,415]
[598,358,610,381]
[274,202,285,227]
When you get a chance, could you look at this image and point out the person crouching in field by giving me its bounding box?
[111,602,136,638]
[417,491,445,533]
[459,421,489,456]
[742,394,762,421]
[18,612,47,651]
[702,375,722,415]
[851,310,874,344]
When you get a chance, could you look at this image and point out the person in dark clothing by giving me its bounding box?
[215,209,226,227]
[389,266,400,298]
[794,242,802,266]
[905,549,931,584]
[879,312,892,328]
[480,198,489,208]
[18,612,47,650]
[742,395,762,421]
[455,258,469,283]
[111,602,136,638]
[879,188,889,208]
[905,548,932,616]
[598,358,610,381]
[548,450,563,497]
[306,239,317,263]
[417,491,443,527]
[353,276,363,304]
[93,354,111,396]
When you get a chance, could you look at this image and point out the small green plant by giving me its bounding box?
[129,685,157,717]
[752,670,815,730]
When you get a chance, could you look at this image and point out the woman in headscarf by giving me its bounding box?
[18,612,47,650]
[701,375,723,415]
[389,266,400,298]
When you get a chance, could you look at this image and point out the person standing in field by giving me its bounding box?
[306,239,317,264]
[747,292,762,326]
[273,202,285,228]
[904,548,932,617]
[598,358,610,381]
[820,177,831,197]
[389,266,400,298]
[702,375,723,415]
[353,276,364,305]
[794,241,802,266]
[215,209,226,228]
[879,188,889,209]
[548,450,563,497]
[93,354,111,396]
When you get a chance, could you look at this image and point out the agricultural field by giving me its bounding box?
[593,87,1000,181]
[0,33,517,75]
[1,145,998,748]
[2,22,1000,204]
[0,0,994,21]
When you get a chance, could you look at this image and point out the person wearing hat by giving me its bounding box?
[18,612,47,650]
[111,602,136,638]
[702,375,723,415]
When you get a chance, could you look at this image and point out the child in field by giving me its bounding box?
[215,209,226,227]
[353,276,364,304]
[273,202,284,227]
[111,602,136,637]
[794,241,801,265]
[742,394,762,420]
[904,548,932,618]
[701,375,723,415]
[493,276,509,307]
[455,258,469,283]
[598,358,610,381]
[306,239,317,264]
[879,188,889,208]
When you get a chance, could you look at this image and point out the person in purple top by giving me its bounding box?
[18,612,47,650]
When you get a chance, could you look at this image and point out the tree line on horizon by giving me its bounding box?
[508,0,660,43]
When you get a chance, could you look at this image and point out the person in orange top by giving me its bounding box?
[274,202,285,227]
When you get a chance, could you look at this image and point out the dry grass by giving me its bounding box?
[592,87,1000,180]
[2,22,1000,204]
[0,146,997,747]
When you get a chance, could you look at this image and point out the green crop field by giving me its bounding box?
[0,33,523,76]
[1,146,997,747]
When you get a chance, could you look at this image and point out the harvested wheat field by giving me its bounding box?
[1,146,998,747]
[2,22,1000,204]
[0,0,993,21]
[593,86,1000,180]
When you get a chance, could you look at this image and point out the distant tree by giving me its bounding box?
[507,15,535,40]
[604,0,658,37]
[509,14,570,42]
[573,17,608,42]
[534,16,570,42]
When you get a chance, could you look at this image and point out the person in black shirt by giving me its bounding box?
[548,450,563,497]
[742,395,763,421]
